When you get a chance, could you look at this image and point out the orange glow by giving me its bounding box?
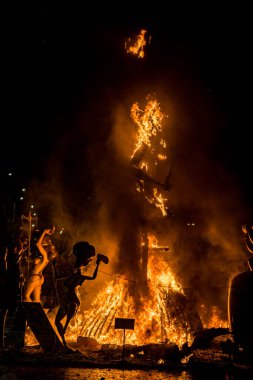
[145,187,168,216]
[25,326,38,346]
[148,234,159,248]
[125,29,149,58]
[24,84,227,351]
[130,95,169,216]
[157,154,167,161]
[199,305,229,329]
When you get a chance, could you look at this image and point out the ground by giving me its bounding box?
[0,334,252,379]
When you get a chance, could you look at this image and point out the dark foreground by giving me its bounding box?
[2,366,253,380]
[0,336,252,380]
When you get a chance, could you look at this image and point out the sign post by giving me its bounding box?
[114,318,135,361]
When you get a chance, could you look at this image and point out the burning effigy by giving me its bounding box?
[52,95,204,350]
[21,94,204,352]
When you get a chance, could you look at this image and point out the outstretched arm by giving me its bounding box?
[83,256,101,281]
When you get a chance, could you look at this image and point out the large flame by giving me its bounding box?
[131,96,165,157]
[130,95,169,216]
[199,304,229,329]
[65,244,193,348]
[62,251,228,348]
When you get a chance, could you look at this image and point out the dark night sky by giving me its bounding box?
[1,3,252,219]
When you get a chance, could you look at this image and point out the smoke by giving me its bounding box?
[79,77,251,321]
[151,77,251,323]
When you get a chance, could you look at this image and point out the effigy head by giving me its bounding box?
[73,241,96,267]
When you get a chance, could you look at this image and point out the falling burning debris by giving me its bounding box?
[125,29,150,58]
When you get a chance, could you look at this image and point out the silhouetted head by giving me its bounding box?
[73,241,96,268]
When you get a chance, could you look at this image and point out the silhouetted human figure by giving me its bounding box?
[24,227,55,302]
[54,241,108,347]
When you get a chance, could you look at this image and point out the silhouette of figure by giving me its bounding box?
[24,227,56,302]
[54,241,108,347]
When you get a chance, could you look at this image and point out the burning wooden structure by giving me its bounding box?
[58,95,203,349]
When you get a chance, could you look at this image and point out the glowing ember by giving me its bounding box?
[25,327,38,346]
[125,29,149,58]
[140,161,149,171]
[157,154,167,160]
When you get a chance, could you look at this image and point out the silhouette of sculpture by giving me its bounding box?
[54,241,108,347]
